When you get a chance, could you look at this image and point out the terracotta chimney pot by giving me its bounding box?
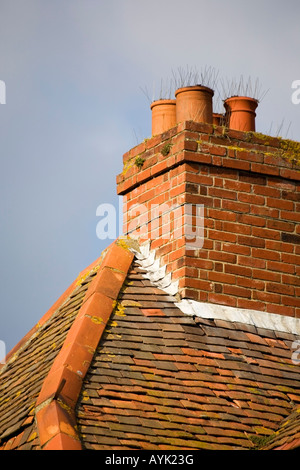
[175,85,214,124]
[213,113,224,126]
[150,99,177,136]
[224,96,258,132]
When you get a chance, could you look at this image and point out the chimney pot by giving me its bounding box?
[224,96,258,132]
[150,99,176,136]
[175,85,214,125]
[213,113,224,126]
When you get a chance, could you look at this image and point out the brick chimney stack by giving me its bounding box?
[117,80,300,318]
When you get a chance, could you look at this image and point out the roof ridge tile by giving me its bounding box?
[34,239,134,450]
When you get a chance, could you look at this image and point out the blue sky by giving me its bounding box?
[0,0,299,356]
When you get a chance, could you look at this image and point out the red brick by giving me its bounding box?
[208,272,236,285]
[267,260,295,274]
[225,264,252,277]
[223,243,251,256]
[186,172,210,186]
[185,257,214,270]
[239,150,264,163]
[252,227,281,241]
[186,139,199,152]
[207,293,237,307]
[169,182,186,198]
[266,220,295,231]
[252,248,280,261]
[237,298,266,311]
[280,168,300,181]
[281,253,300,265]
[266,282,294,296]
[251,162,280,176]
[176,266,199,279]
[185,278,212,291]
[222,199,250,213]
[253,185,281,198]
[251,205,279,218]
[265,240,294,253]
[169,247,186,262]
[209,230,237,243]
[184,162,201,173]
[137,167,151,183]
[224,179,251,192]
[252,268,281,282]
[236,214,266,227]
[281,296,300,308]
[264,153,288,167]
[223,159,250,171]
[209,145,227,156]
[210,166,238,179]
[281,210,300,222]
[267,197,294,211]
[238,277,265,291]
[239,172,266,185]
[238,193,265,205]
[254,291,281,304]
[238,235,265,248]
[266,304,295,316]
[238,255,266,269]
[282,274,300,286]
[208,187,237,200]
[208,208,236,221]
[209,251,237,264]
[223,221,251,235]
[143,154,158,170]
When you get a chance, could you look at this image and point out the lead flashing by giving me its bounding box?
[133,240,300,336]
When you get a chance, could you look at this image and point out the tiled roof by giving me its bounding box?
[76,261,300,451]
[0,239,300,450]
[0,268,96,450]
[262,405,300,450]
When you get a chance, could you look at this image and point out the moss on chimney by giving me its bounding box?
[247,132,300,166]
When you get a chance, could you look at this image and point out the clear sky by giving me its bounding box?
[0,0,299,356]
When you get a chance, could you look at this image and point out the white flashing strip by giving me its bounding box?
[176,299,300,335]
[131,240,300,336]
[131,241,179,296]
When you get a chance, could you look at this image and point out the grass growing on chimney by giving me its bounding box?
[135,156,145,169]
[161,141,173,156]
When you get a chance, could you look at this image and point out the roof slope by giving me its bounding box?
[0,240,134,450]
[0,269,96,450]
[262,405,300,450]
[76,261,300,451]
